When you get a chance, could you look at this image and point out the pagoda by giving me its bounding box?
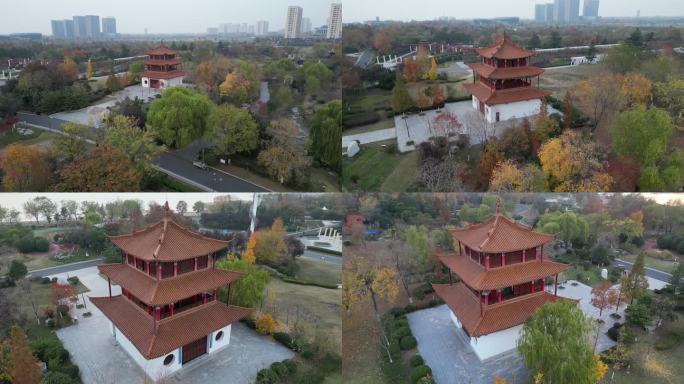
[464,33,551,123]
[432,200,569,360]
[140,43,185,91]
[90,203,249,379]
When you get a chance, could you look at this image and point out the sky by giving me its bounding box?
[343,0,684,23]
[0,193,253,221]
[0,0,335,35]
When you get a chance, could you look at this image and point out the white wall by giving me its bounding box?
[448,309,522,361]
[471,95,479,110]
[111,322,181,380]
[207,324,232,353]
[469,324,522,361]
[486,99,541,123]
[141,76,150,88]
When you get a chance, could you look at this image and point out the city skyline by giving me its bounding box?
[343,0,684,23]
[0,0,332,35]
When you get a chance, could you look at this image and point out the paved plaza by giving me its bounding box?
[51,266,293,384]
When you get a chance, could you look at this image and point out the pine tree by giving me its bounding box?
[8,325,42,384]
[624,252,650,304]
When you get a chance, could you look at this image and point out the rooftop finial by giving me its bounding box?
[496,198,501,215]
[164,201,170,217]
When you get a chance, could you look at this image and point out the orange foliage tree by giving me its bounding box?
[0,144,53,191]
[590,280,618,316]
[55,145,142,192]
[402,59,420,82]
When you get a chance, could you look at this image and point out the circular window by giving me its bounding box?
[143,79,148,85]
[163,354,174,366]
[215,331,224,341]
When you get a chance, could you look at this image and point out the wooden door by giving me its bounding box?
[182,336,207,364]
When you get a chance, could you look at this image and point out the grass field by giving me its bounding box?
[0,128,61,153]
[343,140,414,191]
[263,278,341,356]
[294,257,340,286]
[4,279,90,321]
[621,252,680,275]
[539,63,607,98]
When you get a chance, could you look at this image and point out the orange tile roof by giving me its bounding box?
[99,263,242,305]
[145,44,179,56]
[451,212,555,253]
[140,70,186,80]
[437,253,568,290]
[469,63,545,80]
[433,282,569,336]
[90,295,250,359]
[463,82,551,105]
[109,209,228,262]
[475,34,536,59]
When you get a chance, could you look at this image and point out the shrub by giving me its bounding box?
[273,332,293,348]
[410,354,424,367]
[400,335,417,350]
[41,371,76,384]
[41,277,51,284]
[388,307,406,317]
[66,276,79,286]
[411,365,432,383]
[75,304,84,309]
[607,322,623,341]
[82,312,92,317]
[242,316,256,329]
[610,313,621,320]
[342,112,381,128]
[270,361,288,377]
[8,260,28,280]
[300,342,314,359]
[15,235,37,253]
[34,237,50,252]
[255,313,276,335]
[394,326,412,339]
[51,277,58,283]
[255,368,278,384]
[282,359,298,375]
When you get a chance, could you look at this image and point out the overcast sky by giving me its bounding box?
[0,193,253,221]
[0,0,335,35]
[344,0,684,22]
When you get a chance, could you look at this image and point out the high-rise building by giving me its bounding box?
[583,0,600,18]
[51,20,66,38]
[535,4,546,22]
[102,17,117,34]
[545,4,554,22]
[73,16,87,38]
[285,6,303,39]
[302,17,312,34]
[553,0,579,23]
[327,3,342,39]
[64,19,75,38]
[256,20,269,36]
[85,15,101,37]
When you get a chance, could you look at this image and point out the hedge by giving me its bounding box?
[400,335,417,350]
[256,368,278,384]
[343,111,381,129]
[411,365,432,383]
[410,354,424,367]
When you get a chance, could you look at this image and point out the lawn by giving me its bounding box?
[621,252,680,275]
[343,140,413,191]
[343,118,395,136]
[539,63,606,98]
[380,150,418,191]
[263,278,341,356]
[0,127,61,152]
[294,257,341,286]
[4,279,90,321]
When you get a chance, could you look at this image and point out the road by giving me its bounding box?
[28,258,104,277]
[301,249,342,266]
[16,113,268,192]
[612,258,673,283]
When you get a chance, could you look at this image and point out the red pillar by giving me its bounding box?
[155,307,161,321]
[480,292,483,316]
[522,249,526,263]
[213,289,217,301]
[146,261,150,274]
[173,262,178,277]
[540,244,544,262]
[202,292,207,304]
[497,289,502,303]
[157,263,162,280]
[484,293,489,306]
[485,255,490,270]
[170,303,174,316]
[530,281,535,293]
[194,257,198,271]
[501,253,506,266]
[541,279,545,292]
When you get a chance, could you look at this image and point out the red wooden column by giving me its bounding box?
[155,307,161,320]
[540,244,544,263]
[170,303,174,316]
[227,283,232,304]
[213,289,217,301]
[458,241,462,256]
[530,281,535,293]
[157,263,162,280]
[497,289,502,303]
[202,292,207,304]
[485,255,490,270]
[448,269,453,285]
[194,257,198,271]
[522,249,526,263]
[173,262,178,277]
[501,252,506,266]
[541,279,545,291]
[146,261,150,274]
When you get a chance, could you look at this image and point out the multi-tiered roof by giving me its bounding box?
[90,203,249,359]
[464,33,551,106]
[433,201,569,337]
[140,43,185,81]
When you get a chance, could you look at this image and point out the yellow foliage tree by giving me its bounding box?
[243,232,257,264]
[538,131,613,192]
[593,354,608,382]
[59,56,79,81]
[255,313,277,334]
[493,374,508,384]
[428,56,438,81]
[620,72,652,108]
[489,160,543,192]
[85,59,93,80]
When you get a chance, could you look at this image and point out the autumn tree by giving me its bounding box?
[653,77,684,127]
[194,56,231,101]
[146,87,214,148]
[392,73,413,113]
[106,74,121,92]
[430,83,445,108]
[373,29,394,54]
[478,140,504,189]
[489,160,545,192]
[538,131,613,192]
[58,56,79,82]
[533,100,557,144]
[575,74,622,131]
[209,104,259,157]
[7,325,42,384]
[621,252,649,304]
[85,59,93,79]
[309,100,342,173]
[56,145,142,192]
[0,144,53,191]
[218,59,259,105]
[402,59,420,82]
[590,280,618,316]
[432,111,461,138]
[427,57,438,81]
[517,301,596,384]
[258,137,311,184]
[416,45,430,78]
[243,232,257,264]
[254,219,288,267]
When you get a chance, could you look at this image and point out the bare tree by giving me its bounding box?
[417,158,463,192]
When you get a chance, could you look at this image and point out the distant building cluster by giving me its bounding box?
[535,0,597,24]
[51,15,116,39]
[284,3,341,40]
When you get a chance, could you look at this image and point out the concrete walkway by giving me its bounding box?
[51,266,293,384]
[342,128,396,148]
[407,304,527,384]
